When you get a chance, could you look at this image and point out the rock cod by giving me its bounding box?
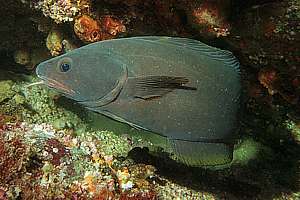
[36,36,241,166]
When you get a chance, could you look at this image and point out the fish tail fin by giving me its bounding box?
[169,139,234,167]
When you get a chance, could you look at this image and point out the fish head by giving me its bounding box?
[36,45,127,102]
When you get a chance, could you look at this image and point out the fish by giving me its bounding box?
[36,36,241,166]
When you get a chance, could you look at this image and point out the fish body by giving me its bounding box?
[36,36,241,166]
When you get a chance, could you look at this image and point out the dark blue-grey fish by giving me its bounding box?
[36,36,241,166]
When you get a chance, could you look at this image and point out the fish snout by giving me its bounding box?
[35,62,51,81]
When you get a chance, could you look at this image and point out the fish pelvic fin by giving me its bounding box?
[169,139,234,166]
[96,109,149,131]
[129,76,196,100]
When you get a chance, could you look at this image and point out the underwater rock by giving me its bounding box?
[14,48,50,70]
[103,0,141,6]
[0,0,44,52]
[153,0,187,35]
[228,0,299,119]
[156,179,214,199]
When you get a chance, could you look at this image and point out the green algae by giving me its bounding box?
[285,120,300,143]
[0,80,15,103]
[17,77,83,130]
[232,138,273,166]
[85,109,174,156]
[0,77,26,119]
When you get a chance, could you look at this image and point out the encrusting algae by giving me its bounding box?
[0,116,159,199]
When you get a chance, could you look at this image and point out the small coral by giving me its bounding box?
[258,67,278,95]
[46,27,64,56]
[74,15,102,43]
[74,15,126,43]
[62,39,78,52]
[94,187,115,200]
[187,0,231,38]
[0,133,28,185]
[101,16,126,36]
[14,49,30,66]
[117,167,133,191]
[32,0,91,23]
[285,120,300,144]
[44,138,68,166]
[119,189,158,200]
[129,164,156,180]
[0,188,7,200]
[258,67,299,104]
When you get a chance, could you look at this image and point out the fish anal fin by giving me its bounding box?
[130,76,196,100]
[169,139,233,166]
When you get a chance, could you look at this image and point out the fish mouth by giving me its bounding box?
[37,75,76,96]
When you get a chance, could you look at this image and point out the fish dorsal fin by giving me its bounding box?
[128,76,196,100]
[134,36,240,73]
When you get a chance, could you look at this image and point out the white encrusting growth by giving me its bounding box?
[25,80,44,88]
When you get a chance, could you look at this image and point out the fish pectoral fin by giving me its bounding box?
[129,76,196,100]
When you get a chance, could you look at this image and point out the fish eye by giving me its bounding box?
[57,57,72,73]
[60,63,70,72]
